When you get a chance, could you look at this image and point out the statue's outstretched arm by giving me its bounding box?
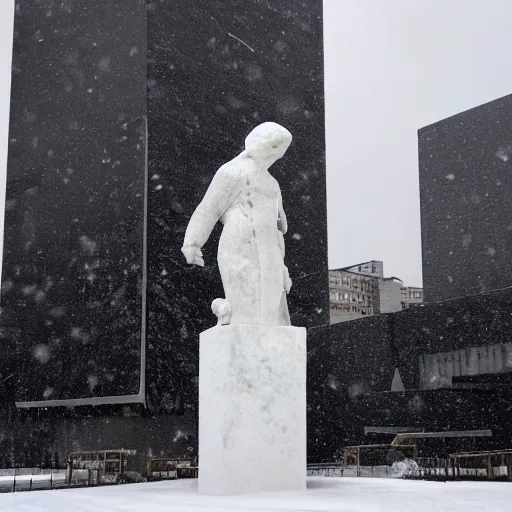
[182,166,241,265]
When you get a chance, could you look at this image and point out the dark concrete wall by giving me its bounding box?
[419,93,512,302]
[308,289,512,462]
[351,389,499,457]
[307,315,396,462]
[0,406,196,474]
[145,0,328,413]
[1,0,147,403]
[394,287,512,390]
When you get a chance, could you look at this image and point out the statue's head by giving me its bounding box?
[244,122,292,164]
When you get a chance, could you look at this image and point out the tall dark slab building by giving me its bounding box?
[419,93,512,302]
[1,0,327,463]
[2,0,148,406]
[145,0,328,413]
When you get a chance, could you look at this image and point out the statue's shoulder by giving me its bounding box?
[215,156,246,182]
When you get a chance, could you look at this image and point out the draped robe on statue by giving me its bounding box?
[182,122,292,326]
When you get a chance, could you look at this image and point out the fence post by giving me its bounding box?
[12,469,15,493]
[67,455,72,487]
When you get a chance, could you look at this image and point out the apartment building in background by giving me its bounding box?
[401,286,424,309]
[329,260,423,323]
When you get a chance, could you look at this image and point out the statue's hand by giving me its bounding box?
[284,266,292,293]
[181,245,205,267]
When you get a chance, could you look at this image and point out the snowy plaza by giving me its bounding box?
[3,477,512,512]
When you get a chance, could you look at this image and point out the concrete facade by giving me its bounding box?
[329,261,423,323]
[329,269,380,323]
[401,286,424,309]
[378,278,403,314]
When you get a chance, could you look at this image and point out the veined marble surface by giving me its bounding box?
[198,324,307,495]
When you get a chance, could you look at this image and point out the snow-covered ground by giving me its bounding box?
[2,476,511,512]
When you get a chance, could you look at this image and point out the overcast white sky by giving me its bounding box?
[1,1,512,287]
[325,0,512,286]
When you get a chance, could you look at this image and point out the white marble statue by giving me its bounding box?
[182,122,293,326]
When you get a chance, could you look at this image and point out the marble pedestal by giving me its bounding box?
[198,325,307,496]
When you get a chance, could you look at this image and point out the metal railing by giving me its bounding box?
[413,458,452,480]
[0,467,130,492]
[0,468,69,493]
[306,463,343,477]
